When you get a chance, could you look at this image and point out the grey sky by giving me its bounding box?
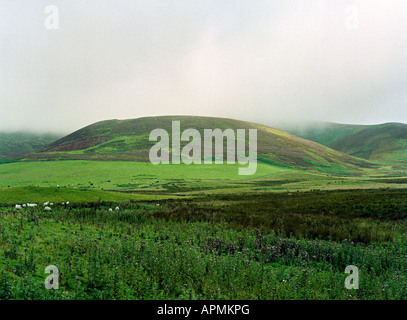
[1,0,407,133]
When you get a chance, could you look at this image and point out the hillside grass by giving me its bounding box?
[285,122,407,163]
[286,123,365,147]
[0,160,295,190]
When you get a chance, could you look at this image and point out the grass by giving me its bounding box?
[284,123,365,147]
[287,122,407,163]
[0,160,294,190]
[151,189,407,243]
[1,160,405,204]
[0,190,406,300]
[0,186,178,204]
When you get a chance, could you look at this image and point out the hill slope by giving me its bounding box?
[278,122,367,146]
[282,122,407,162]
[0,132,61,159]
[27,116,373,173]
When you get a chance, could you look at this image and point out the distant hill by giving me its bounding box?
[0,132,61,159]
[27,116,374,173]
[281,122,407,162]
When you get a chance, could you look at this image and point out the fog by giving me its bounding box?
[1,0,407,134]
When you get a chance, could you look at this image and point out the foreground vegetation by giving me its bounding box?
[0,189,406,300]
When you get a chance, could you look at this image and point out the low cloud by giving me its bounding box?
[1,0,407,133]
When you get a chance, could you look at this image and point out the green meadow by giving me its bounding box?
[0,160,406,204]
[0,160,292,191]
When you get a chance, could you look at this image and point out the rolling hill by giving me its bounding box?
[0,132,61,159]
[281,122,407,162]
[24,116,373,173]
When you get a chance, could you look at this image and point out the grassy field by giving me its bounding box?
[0,190,406,300]
[1,160,407,204]
[0,161,293,191]
[0,186,180,204]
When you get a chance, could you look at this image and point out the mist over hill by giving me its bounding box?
[0,132,61,159]
[280,122,407,162]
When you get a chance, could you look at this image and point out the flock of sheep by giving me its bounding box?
[14,201,121,212]
[14,201,70,211]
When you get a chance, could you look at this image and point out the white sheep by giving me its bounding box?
[66,201,69,205]
[27,203,37,208]
[44,201,49,206]
[22,204,26,208]
[109,208,113,212]
[115,207,120,211]
[44,206,52,211]
[50,203,53,206]
[62,202,65,205]
[15,204,22,210]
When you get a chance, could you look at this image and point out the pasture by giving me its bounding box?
[0,160,293,190]
[0,160,406,205]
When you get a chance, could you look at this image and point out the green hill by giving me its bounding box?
[279,122,367,146]
[0,132,61,159]
[26,116,372,172]
[282,122,407,162]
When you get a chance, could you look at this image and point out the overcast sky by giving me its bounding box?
[1,0,407,133]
